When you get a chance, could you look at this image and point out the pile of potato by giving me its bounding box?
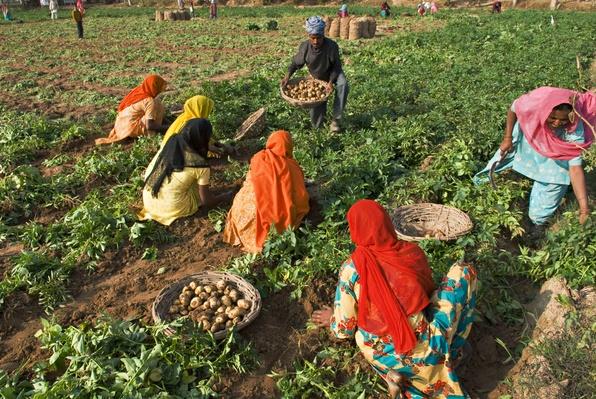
[169,279,252,334]
[283,79,328,102]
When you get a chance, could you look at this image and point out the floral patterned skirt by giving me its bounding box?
[356,263,478,398]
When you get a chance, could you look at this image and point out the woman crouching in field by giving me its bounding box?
[223,130,310,253]
[138,118,230,225]
[312,200,478,399]
[96,75,170,145]
[474,87,594,233]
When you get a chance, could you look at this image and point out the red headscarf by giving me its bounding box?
[515,87,594,160]
[347,200,435,354]
[251,131,310,250]
[117,75,167,112]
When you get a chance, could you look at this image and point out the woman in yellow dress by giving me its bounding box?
[96,75,169,145]
[161,95,214,146]
[223,130,310,252]
[138,118,228,226]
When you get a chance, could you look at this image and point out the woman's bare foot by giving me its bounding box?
[386,370,402,399]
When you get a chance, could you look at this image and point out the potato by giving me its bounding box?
[216,306,226,314]
[232,316,242,324]
[215,315,227,324]
[169,305,179,314]
[180,295,191,307]
[225,320,234,328]
[204,285,214,294]
[221,296,232,306]
[208,297,220,309]
[224,285,231,294]
[182,286,192,293]
[194,286,204,295]
[189,281,198,290]
[237,299,251,310]
[190,297,201,309]
[227,307,242,319]
[180,309,188,316]
[197,292,208,301]
[228,289,239,302]
[215,279,227,291]
[200,302,210,311]
[200,320,211,331]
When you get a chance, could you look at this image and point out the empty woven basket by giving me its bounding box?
[152,271,262,339]
[391,203,473,241]
[234,107,267,141]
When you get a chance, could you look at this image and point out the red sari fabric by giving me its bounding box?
[347,200,435,354]
[117,75,166,112]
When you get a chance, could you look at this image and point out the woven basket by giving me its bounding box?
[152,271,262,339]
[391,203,473,241]
[234,107,266,141]
[280,77,332,109]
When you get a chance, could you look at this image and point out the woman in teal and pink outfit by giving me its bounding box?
[474,87,594,230]
[313,200,478,398]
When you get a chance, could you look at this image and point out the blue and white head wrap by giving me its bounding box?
[305,16,325,36]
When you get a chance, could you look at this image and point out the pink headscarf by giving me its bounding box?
[514,87,595,160]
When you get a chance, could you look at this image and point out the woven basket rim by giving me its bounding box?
[280,77,332,109]
[151,271,262,340]
[391,203,473,242]
[234,107,267,141]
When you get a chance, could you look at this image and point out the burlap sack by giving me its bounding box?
[323,16,332,36]
[328,18,340,38]
[155,10,164,21]
[348,17,365,40]
[366,16,377,38]
[164,10,175,21]
[339,16,352,39]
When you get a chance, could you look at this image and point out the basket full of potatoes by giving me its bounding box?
[152,271,261,339]
[280,77,332,109]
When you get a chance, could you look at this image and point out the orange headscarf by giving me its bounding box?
[347,200,435,354]
[250,131,310,250]
[118,75,167,112]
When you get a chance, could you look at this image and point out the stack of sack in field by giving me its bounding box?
[156,9,191,21]
[326,15,376,40]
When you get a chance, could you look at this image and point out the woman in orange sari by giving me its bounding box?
[96,75,169,145]
[223,130,310,252]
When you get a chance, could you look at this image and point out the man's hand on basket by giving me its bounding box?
[326,81,334,93]
[281,75,289,88]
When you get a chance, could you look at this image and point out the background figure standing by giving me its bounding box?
[177,0,184,9]
[380,1,390,17]
[337,4,348,18]
[72,6,83,38]
[417,3,425,16]
[49,0,59,20]
[492,0,502,12]
[188,0,194,17]
[209,0,217,19]
[430,1,438,13]
[76,0,85,15]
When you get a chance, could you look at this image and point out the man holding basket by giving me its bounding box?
[281,16,349,133]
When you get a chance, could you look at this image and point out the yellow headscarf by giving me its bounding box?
[161,95,215,146]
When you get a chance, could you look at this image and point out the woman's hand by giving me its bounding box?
[311,305,333,328]
[499,137,513,155]
[579,209,590,225]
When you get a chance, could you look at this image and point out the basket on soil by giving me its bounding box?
[234,107,267,141]
[391,203,473,241]
[152,271,262,340]
[280,77,331,109]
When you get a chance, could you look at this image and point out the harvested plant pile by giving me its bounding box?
[326,16,376,40]
[170,279,252,334]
